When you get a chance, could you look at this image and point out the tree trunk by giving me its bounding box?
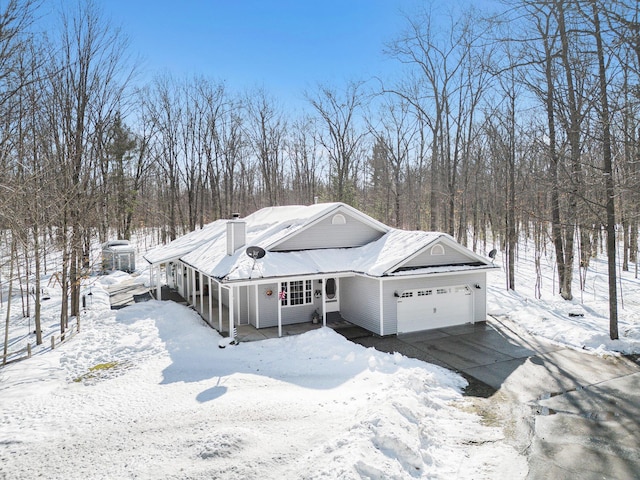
[3,238,16,364]
[592,0,618,340]
[33,224,42,345]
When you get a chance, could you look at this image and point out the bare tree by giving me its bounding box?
[289,115,323,204]
[306,81,366,205]
[44,0,132,325]
[368,97,417,228]
[245,88,287,206]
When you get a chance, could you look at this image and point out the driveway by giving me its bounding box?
[351,317,640,480]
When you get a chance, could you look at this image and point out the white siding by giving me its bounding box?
[399,241,472,269]
[341,276,382,334]
[272,211,384,251]
[257,282,279,327]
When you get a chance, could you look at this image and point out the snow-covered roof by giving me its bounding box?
[102,240,134,253]
[144,203,379,265]
[143,219,227,264]
[144,203,494,281]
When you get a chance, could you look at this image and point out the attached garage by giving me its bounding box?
[397,285,474,333]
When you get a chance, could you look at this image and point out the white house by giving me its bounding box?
[144,203,496,339]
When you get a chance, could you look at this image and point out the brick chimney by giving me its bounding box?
[226,213,246,255]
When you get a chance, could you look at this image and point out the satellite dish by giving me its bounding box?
[245,246,266,259]
[488,249,497,260]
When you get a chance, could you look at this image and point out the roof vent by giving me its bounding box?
[232,212,240,219]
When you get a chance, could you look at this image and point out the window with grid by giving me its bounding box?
[281,280,312,306]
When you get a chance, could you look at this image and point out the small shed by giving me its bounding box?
[102,240,135,273]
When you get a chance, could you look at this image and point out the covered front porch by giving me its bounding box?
[153,284,370,343]
[224,313,371,343]
[175,261,353,339]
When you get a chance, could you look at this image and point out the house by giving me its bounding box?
[102,240,136,273]
[143,203,496,338]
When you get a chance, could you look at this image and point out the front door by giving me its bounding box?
[324,278,339,313]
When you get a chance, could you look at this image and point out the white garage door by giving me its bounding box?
[397,285,473,333]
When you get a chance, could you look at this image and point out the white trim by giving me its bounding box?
[191,268,196,305]
[277,281,282,337]
[254,284,260,328]
[322,277,327,326]
[208,276,213,326]
[199,271,204,314]
[379,280,384,336]
[218,281,222,332]
[331,213,346,225]
[280,279,313,308]
[229,286,235,340]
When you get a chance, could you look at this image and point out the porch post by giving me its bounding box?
[149,265,153,297]
[184,267,189,301]
[218,281,223,331]
[277,281,282,338]
[254,284,260,328]
[199,271,204,313]
[156,264,162,300]
[379,280,384,336]
[208,276,213,326]
[229,286,235,340]
[191,268,197,305]
[322,277,327,326]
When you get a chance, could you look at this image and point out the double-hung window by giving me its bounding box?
[281,280,312,306]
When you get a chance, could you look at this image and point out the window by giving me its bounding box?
[417,290,433,296]
[331,214,346,225]
[430,244,445,256]
[281,280,313,306]
[436,288,449,295]
[401,291,413,298]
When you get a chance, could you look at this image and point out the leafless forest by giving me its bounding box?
[1,0,639,341]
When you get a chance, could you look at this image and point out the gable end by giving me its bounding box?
[269,205,388,251]
[387,237,491,274]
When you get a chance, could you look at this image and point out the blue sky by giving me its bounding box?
[101,0,421,109]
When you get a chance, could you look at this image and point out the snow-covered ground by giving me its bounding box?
[1,236,639,479]
[487,242,640,355]
[0,270,525,479]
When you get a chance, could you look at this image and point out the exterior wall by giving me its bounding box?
[272,210,385,251]
[400,241,472,269]
[257,282,278,327]
[186,269,488,336]
[381,272,487,335]
[340,276,382,335]
[256,280,324,328]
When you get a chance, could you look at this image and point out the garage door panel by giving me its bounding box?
[397,285,472,333]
